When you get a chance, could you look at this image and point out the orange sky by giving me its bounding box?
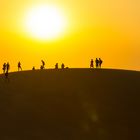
[0,0,140,71]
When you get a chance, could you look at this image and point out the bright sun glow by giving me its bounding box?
[25,5,67,40]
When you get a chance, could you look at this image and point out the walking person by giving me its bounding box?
[18,61,22,71]
[5,62,10,81]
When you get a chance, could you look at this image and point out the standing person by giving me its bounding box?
[2,63,6,73]
[99,58,103,68]
[61,63,65,69]
[6,62,10,73]
[90,59,94,68]
[95,58,99,68]
[41,60,45,69]
[18,61,22,71]
[55,63,58,69]
[5,62,10,81]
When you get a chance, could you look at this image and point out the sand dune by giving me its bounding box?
[0,68,140,140]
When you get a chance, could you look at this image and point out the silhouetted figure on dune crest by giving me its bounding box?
[4,62,10,81]
[40,60,45,69]
[6,62,10,73]
[55,63,58,69]
[90,58,103,69]
[95,58,99,68]
[2,63,6,73]
[90,59,94,68]
[99,58,103,68]
[61,63,65,69]
[32,66,35,70]
[40,65,44,70]
[18,61,22,71]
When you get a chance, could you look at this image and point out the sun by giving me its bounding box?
[25,5,67,40]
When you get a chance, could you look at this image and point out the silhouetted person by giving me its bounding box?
[95,58,99,68]
[41,60,45,69]
[99,58,103,68]
[32,66,35,70]
[55,63,58,69]
[5,62,10,81]
[18,61,22,71]
[6,62,10,73]
[61,63,65,69]
[2,63,6,73]
[90,59,94,68]
[40,65,44,70]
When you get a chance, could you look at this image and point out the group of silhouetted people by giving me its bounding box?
[2,61,22,79]
[32,61,67,70]
[1,59,103,80]
[2,62,10,79]
[55,63,67,69]
[90,58,103,68]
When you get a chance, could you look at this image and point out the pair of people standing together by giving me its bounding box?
[90,58,103,68]
[2,62,10,79]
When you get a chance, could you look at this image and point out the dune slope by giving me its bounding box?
[0,69,140,140]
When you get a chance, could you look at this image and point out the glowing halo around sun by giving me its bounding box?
[25,5,67,40]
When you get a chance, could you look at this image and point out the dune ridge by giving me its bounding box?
[0,68,140,140]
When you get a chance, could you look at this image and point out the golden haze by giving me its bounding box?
[0,0,140,71]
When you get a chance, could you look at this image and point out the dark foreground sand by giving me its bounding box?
[0,68,140,140]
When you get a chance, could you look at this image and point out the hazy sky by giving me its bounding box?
[0,0,140,71]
